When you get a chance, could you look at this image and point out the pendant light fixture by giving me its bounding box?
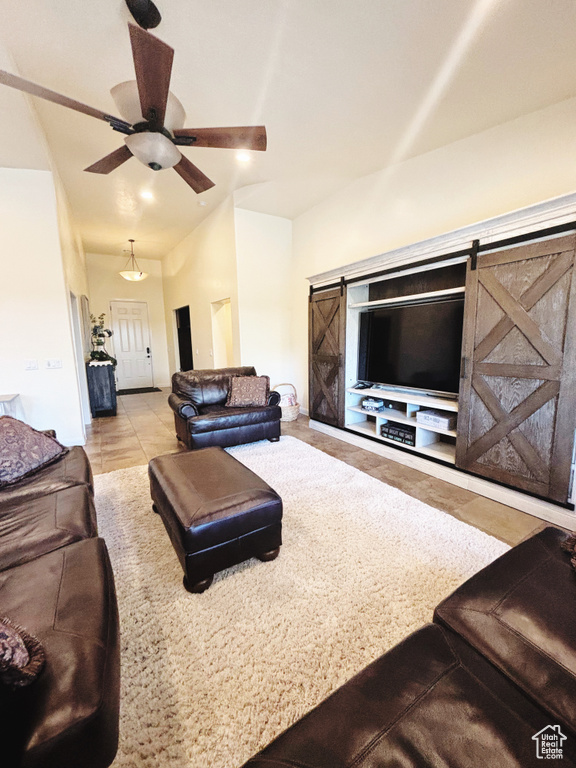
[119,239,148,281]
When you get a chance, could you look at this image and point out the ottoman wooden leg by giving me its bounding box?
[152,504,160,514]
[183,575,214,593]
[257,547,280,562]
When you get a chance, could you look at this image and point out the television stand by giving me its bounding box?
[344,387,458,464]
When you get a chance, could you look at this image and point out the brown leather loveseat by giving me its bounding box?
[0,436,120,768]
[169,366,282,449]
[242,526,576,767]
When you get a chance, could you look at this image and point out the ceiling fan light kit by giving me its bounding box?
[119,239,148,281]
[125,131,181,170]
[0,23,267,194]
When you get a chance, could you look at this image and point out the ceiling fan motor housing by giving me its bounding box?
[125,0,161,30]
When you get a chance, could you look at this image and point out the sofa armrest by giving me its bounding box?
[168,393,199,419]
[241,623,541,768]
[268,391,281,407]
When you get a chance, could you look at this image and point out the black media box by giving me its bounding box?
[380,421,416,446]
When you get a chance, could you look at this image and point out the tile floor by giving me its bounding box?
[85,387,548,546]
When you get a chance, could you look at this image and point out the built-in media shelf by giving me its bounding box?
[345,387,458,464]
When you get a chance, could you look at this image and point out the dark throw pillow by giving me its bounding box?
[226,375,270,407]
[0,617,46,689]
[0,416,69,488]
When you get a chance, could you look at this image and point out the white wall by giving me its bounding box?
[52,174,92,425]
[55,176,89,300]
[291,96,576,410]
[0,168,85,444]
[162,197,240,374]
[234,208,295,390]
[86,252,171,387]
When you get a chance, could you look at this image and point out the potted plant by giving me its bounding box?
[89,313,117,367]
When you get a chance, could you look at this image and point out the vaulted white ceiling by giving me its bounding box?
[1,0,576,259]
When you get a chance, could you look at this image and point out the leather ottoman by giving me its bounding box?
[148,446,283,592]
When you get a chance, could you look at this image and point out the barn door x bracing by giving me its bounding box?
[309,287,346,426]
[456,234,576,503]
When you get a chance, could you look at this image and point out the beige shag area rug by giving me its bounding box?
[96,435,509,768]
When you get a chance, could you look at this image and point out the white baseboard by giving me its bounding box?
[309,419,576,529]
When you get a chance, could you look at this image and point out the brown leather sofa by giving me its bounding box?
[242,526,576,767]
[0,445,120,768]
[169,366,282,449]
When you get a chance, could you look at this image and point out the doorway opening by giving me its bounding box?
[69,292,91,430]
[211,298,234,368]
[174,305,194,371]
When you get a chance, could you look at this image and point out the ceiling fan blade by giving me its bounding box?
[173,156,215,194]
[0,69,130,128]
[84,145,133,174]
[129,23,173,128]
[173,126,267,151]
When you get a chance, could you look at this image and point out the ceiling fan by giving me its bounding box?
[0,24,267,193]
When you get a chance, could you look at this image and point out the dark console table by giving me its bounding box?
[86,362,117,417]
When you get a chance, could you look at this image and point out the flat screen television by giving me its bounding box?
[357,298,465,395]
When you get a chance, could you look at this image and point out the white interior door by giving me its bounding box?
[110,300,153,390]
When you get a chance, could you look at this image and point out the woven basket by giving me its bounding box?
[274,383,300,422]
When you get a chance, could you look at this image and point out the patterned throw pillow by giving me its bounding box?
[0,416,69,488]
[225,375,270,407]
[0,617,46,689]
[561,533,576,570]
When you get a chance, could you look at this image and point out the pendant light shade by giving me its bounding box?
[119,239,148,281]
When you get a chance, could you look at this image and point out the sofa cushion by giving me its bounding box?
[0,484,97,571]
[0,446,93,504]
[434,526,576,736]
[0,537,120,768]
[187,404,281,434]
[226,375,269,407]
[172,367,256,408]
[0,417,68,488]
[242,623,574,768]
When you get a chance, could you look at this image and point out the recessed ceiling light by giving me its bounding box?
[140,190,154,200]
[236,151,251,163]
[198,200,208,207]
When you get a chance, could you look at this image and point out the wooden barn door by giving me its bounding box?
[456,234,576,503]
[309,286,346,426]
